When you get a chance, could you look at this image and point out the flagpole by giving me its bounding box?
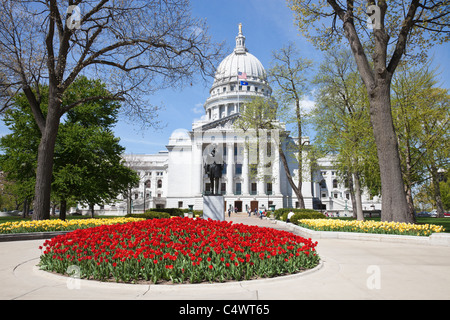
[237,68,239,114]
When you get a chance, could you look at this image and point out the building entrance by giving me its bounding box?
[234,201,243,212]
[250,201,258,212]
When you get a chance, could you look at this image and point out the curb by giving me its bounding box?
[0,231,71,242]
[265,218,450,247]
[32,258,324,290]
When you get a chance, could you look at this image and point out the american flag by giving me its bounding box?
[238,71,247,79]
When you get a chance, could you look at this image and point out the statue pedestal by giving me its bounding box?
[203,195,225,221]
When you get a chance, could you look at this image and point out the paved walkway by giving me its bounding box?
[1,213,450,300]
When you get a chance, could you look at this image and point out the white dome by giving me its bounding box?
[168,128,190,145]
[213,51,267,83]
[197,24,272,127]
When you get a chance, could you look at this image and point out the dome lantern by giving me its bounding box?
[235,23,247,54]
[198,24,272,126]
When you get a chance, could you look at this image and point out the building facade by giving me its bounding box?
[80,25,381,216]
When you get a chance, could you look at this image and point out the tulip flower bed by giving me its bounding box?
[39,217,319,284]
[297,219,445,236]
[0,217,144,234]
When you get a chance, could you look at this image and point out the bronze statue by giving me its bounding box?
[204,146,223,195]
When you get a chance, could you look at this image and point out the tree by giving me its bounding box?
[440,172,450,211]
[0,77,139,220]
[391,61,449,219]
[268,43,314,209]
[233,96,279,189]
[312,48,379,220]
[419,87,449,218]
[287,0,449,222]
[0,0,224,220]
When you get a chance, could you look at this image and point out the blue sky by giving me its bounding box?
[0,0,448,155]
[114,0,318,155]
[114,0,450,155]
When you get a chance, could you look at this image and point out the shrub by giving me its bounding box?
[145,208,185,216]
[126,211,170,220]
[290,212,324,225]
[274,208,324,221]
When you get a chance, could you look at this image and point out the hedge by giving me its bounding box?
[273,208,325,222]
[144,208,203,217]
[126,211,170,220]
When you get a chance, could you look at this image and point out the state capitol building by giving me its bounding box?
[80,25,381,216]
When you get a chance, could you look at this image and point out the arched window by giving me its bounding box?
[144,180,151,188]
[333,179,338,189]
[157,179,162,188]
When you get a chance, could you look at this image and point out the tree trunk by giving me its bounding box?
[90,203,95,218]
[60,199,67,221]
[430,164,445,218]
[279,144,304,208]
[22,197,29,218]
[347,172,358,219]
[368,83,411,222]
[32,106,60,220]
[352,171,364,221]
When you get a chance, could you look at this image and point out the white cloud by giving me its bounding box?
[120,138,165,146]
[191,102,204,114]
[300,96,316,114]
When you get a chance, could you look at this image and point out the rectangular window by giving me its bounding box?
[178,201,183,208]
[235,164,242,175]
[235,183,241,195]
[266,183,272,195]
[251,183,257,195]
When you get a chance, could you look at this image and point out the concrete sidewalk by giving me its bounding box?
[1,213,450,300]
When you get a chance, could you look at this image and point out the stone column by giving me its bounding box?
[193,142,203,195]
[273,142,281,195]
[226,142,234,195]
[257,140,265,196]
[242,143,249,195]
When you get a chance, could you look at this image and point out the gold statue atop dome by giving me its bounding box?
[238,23,242,34]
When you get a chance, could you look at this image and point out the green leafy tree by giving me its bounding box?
[312,48,379,220]
[287,0,449,222]
[234,96,279,187]
[268,43,314,209]
[391,62,449,218]
[0,0,224,220]
[0,77,138,219]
